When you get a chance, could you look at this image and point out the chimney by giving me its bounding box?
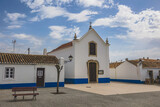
[125,58,128,61]
[28,48,30,55]
[43,48,47,55]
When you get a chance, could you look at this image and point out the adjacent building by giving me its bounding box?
[110,58,160,83]
[0,53,64,89]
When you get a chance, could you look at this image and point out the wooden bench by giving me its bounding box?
[12,87,39,101]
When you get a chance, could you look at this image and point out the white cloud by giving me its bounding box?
[5,12,26,22]
[93,5,160,40]
[7,25,21,29]
[110,47,160,62]
[66,10,98,22]
[30,5,98,22]
[13,33,42,46]
[21,0,53,9]
[49,26,80,41]
[55,0,73,5]
[34,6,66,20]
[4,12,26,29]
[93,5,160,61]
[76,0,104,7]
[76,0,114,8]
[22,0,98,22]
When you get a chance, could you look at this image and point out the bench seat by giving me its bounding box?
[13,93,39,96]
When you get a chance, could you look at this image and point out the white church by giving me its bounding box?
[48,25,110,84]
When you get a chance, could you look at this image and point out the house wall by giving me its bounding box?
[0,63,64,89]
[110,68,116,79]
[74,29,110,83]
[48,47,75,79]
[116,61,139,80]
[110,61,143,83]
[140,68,160,81]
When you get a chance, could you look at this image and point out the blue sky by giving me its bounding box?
[0,0,160,62]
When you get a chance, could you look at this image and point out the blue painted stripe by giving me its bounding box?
[65,78,110,84]
[45,82,64,87]
[0,82,64,89]
[110,79,145,84]
[65,78,88,84]
[98,78,110,83]
[0,83,36,89]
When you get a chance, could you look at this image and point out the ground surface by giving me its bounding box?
[66,82,160,95]
[0,82,160,107]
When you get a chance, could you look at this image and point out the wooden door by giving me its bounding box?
[36,68,45,87]
[89,62,97,83]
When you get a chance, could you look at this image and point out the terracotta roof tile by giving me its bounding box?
[110,58,160,69]
[48,41,72,54]
[110,62,123,68]
[0,53,58,65]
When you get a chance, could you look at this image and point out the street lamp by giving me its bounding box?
[65,55,73,63]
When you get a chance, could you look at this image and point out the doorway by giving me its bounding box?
[36,68,45,87]
[89,62,97,83]
[149,70,153,84]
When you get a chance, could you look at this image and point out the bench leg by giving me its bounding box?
[32,95,36,100]
[35,95,36,100]
[14,96,17,101]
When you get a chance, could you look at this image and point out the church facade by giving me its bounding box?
[48,26,110,84]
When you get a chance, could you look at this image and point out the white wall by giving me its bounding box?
[74,29,110,79]
[48,46,75,79]
[110,68,116,79]
[0,64,64,84]
[115,61,139,80]
[141,68,160,81]
[0,64,35,84]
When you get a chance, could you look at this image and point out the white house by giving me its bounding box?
[48,26,110,84]
[0,53,64,89]
[110,58,160,83]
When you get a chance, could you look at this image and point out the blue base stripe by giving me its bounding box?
[0,82,64,89]
[0,83,36,89]
[65,78,110,84]
[45,82,64,87]
[65,78,88,84]
[98,78,110,83]
[110,79,145,84]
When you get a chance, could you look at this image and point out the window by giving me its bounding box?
[89,42,97,56]
[5,67,15,79]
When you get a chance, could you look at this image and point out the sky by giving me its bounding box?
[0,0,160,62]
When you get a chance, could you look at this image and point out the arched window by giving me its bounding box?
[89,42,97,56]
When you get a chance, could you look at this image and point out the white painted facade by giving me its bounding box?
[48,46,74,79]
[48,28,110,84]
[0,58,65,89]
[110,60,160,83]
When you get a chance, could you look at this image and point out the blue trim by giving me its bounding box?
[65,78,110,84]
[0,82,64,89]
[45,82,64,87]
[98,78,110,83]
[110,79,145,84]
[65,78,88,84]
[0,83,36,89]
